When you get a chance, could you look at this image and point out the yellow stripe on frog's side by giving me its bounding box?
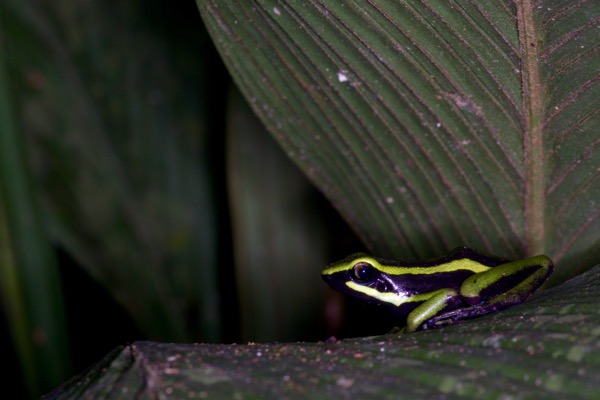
[346,281,448,307]
[322,256,491,276]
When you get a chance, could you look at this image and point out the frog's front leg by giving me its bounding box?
[405,288,462,333]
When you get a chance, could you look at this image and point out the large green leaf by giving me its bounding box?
[198,1,599,282]
[44,264,600,399]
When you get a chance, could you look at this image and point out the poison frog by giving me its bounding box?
[322,247,553,332]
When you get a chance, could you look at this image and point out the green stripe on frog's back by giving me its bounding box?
[321,247,509,276]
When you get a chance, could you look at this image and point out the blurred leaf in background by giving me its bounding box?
[0,11,70,396]
[1,0,224,397]
[227,87,328,342]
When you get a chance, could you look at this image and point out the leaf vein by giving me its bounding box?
[542,16,600,58]
[543,75,600,127]
[546,137,600,196]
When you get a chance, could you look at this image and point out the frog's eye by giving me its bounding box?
[352,262,376,282]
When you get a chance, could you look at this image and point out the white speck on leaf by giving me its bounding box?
[336,377,354,389]
[482,334,503,349]
[337,70,349,83]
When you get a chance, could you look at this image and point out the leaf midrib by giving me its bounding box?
[518,0,546,256]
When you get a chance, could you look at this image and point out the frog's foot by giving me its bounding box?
[418,304,500,331]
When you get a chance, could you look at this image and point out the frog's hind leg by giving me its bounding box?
[460,255,554,308]
[419,255,554,331]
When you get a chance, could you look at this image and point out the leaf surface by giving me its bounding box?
[199,1,600,281]
[45,264,600,399]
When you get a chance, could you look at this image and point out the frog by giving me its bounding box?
[321,247,553,332]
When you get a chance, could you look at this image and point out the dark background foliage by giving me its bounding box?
[0,1,363,397]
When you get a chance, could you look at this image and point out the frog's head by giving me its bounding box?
[322,253,408,306]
